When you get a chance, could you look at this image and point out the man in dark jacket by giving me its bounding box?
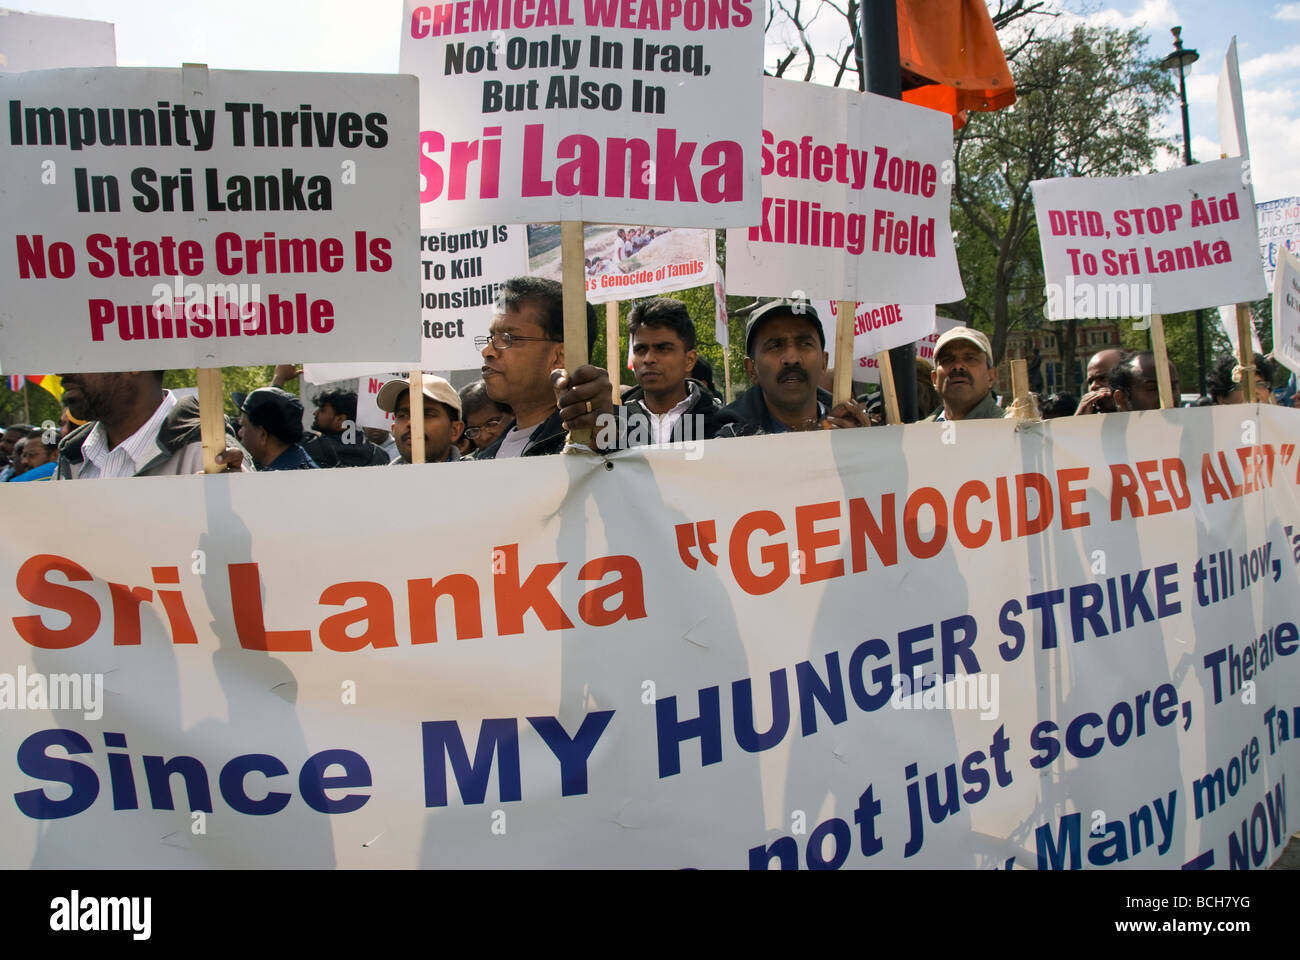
[716,299,871,437]
[614,297,728,446]
[474,276,616,459]
[238,387,318,471]
[304,388,390,467]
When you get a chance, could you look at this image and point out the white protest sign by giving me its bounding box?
[2,407,1297,869]
[1258,196,1300,291]
[814,299,936,372]
[528,222,714,304]
[1033,159,1265,319]
[355,371,404,431]
[854,314,962,383]
[0,9,115,72]
[402,0,763,227]
[1273,244,1300,378]
[304,226,528,383]
[0,67,420,373]
[1216,305,1262,358]
[726,78,962,304]
[1217,36,1249,161]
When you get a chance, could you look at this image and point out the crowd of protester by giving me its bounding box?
[2,276,1296,480]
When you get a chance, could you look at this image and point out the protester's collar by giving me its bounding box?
[81,390,178,475]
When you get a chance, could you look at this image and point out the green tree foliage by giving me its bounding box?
[948,24,1175,395]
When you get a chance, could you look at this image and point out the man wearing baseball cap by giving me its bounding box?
[376,373,464,465]
[716,298,870,437]
[239,387,318,471]
[926,326,1003,422]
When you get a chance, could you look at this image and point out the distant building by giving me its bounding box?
[997,319,1123,398]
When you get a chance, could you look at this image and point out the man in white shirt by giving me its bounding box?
[615,297,728,446]
[57,370,250,478]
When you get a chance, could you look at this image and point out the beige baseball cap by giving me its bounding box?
[933,326,993,365]
[376,374,462,418]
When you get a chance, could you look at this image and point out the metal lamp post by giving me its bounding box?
[1160,26,1207,397]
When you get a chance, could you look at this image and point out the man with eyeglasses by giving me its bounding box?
[456,379,512,456]
[473,276,613,459]
[1109,350,1181,412]
[375,373,464,464]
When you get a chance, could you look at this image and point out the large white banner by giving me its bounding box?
[1273,245,1300,378]
[2,408,1298,869]
[402,0,764,227]
[1033,159,1266,319]
[727,78,962,304]
[0,67,419,372]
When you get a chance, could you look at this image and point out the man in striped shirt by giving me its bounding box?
[57,370,250,479]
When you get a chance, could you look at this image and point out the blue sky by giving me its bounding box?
[4,0,1298,202]
[1079,0,1300,202]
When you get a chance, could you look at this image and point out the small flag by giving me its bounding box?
[27,375,63,400]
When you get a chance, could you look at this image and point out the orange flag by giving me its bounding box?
[896,0,1015,124]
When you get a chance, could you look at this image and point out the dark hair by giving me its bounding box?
[315,389,358,422]
[499,276,598,361]
[628,298,696,350]
[1208,354,1277,401]
[1108,350,1145,397]
[6,423,35,434]
[1041,393,1078,418]
[243,387,306,444]
[459,379,511,420]
[691,356,724,400]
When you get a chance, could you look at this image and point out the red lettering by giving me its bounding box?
[729,510,788,595]
[795,501,843,584]
[577,556,646,626]
[493,543,573,634]
[13,554,100,649]
[228,562,313,651]
[318,581,397,651]
[408,574,483,643]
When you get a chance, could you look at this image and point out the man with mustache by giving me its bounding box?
[56,370,250,478]
[474,276,615,459]
[716,299,870,436]
[926,328,1003,422]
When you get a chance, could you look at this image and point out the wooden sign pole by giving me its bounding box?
[1234,303,1257,401]
[875,351,901,424]
[722,344,733,404]
[1005,357,1039,421]
[560,221,594,447]
[409,370,426,464]
[832,300,855,407]
[605,301,621,405]
[197,368,226,473]
[1149,314,1175,409]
